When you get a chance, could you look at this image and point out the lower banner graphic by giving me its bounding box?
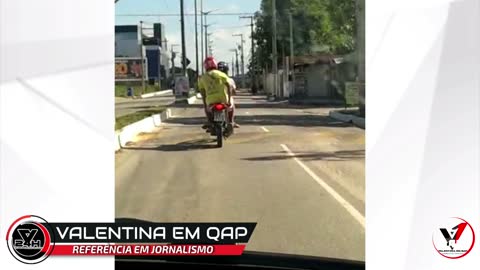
[51,244,246,256]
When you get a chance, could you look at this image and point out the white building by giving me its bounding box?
[115,24,170,84]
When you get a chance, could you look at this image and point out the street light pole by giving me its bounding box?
[203,24,215,56]
[207,33,214,56]
[272,0,278,97]
[180,0,187,77]
[289,11,294,96]
[231,56,235,77]
[230,48,239,77]
[204,15,209,57]
[200,0,204,73]
[139,21,146,94]
[233,34,245,88]
[240,15,256,92]
[202,9,220,58]
[194,0,199,80]
[171,44,179,78]
[234,49,239,77]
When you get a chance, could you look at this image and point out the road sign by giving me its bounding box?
[175,76,190,96]
[344,82,360,106]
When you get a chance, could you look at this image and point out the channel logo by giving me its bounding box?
[6,215,55,264]
[432,217,475,259]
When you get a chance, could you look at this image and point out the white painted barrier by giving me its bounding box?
[115,109,171,151]
[140,89,173,99]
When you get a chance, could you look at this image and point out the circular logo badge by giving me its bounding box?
[6,215,55,264]
[432,217,475,259]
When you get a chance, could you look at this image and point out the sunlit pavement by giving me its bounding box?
[115,89,365,261]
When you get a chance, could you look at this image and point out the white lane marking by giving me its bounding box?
[245,111,250,114]
[261,126,270,132]
[280,144,365,228]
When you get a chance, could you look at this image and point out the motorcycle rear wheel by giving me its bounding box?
[215,124,223,148]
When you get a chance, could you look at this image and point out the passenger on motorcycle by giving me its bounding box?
[217,61,240,128]
[198,56,235,134]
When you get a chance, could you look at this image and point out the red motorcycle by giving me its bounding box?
[209,103,232,148]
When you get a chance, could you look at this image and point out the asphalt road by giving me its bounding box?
[115,91,365,261]
[115,95,175,117]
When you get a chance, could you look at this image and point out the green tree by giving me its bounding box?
[252,0,356,71]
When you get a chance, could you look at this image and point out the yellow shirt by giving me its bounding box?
[198,70,230,105]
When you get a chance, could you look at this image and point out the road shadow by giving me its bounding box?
[165,114,352,128]
[167,101,344,110]
[123,139,219,152]
[242,150,365,162]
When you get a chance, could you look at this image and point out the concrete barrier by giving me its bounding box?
[352,117,365,129]
[115,108,171,152]
[329,110,365,129]
[140,89,173,99]
[187,95,197,105]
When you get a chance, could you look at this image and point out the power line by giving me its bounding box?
[116,12,254,17]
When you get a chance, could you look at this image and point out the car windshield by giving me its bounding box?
[115,0,365,262]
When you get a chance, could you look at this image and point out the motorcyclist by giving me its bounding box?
[198,56,235,135]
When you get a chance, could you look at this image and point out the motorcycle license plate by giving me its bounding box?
[213,111,225,122]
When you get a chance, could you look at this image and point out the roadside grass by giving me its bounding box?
[115,84,160,97]
[115,106,166,130]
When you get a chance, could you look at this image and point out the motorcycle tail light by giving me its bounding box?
[214,104,225,111]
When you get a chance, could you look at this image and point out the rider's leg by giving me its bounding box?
[202,105,214,129]
[228,101,240,128]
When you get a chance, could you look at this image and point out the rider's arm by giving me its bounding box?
[198,79,206,104]
[226,82,233,105]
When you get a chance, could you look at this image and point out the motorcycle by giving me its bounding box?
[209,103,232,148]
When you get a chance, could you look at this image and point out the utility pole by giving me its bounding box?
[289,12,294,96]
[171,44,179,78]
[357,0,365,117]
[233,34,245,88]
[194,0,199,80]
[235,49,239,78]
[240,15,256,92]
[200,0,204,73]
[202,9,219,57]
[231,56,235,77]
[204,24,209,57]
[180,0,187,76]
[204,16,209,57]
[272,0,278,97]
[139,21,146,94]
[204,33,213,56]
[230,48,239,77]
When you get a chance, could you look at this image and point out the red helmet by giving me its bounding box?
[204,56,217,71]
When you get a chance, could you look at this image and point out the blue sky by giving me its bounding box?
[115,0,261,72]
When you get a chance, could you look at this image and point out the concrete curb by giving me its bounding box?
[140,89,173,99]
[115,108,172,152]
[187,95,197,105]
[329,110,365,129]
